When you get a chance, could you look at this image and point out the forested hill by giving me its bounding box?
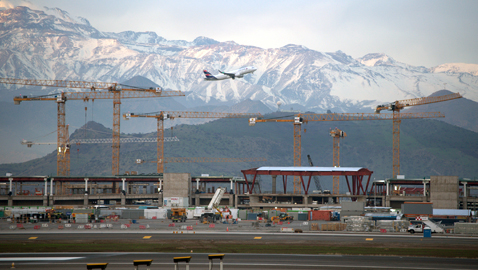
[1,113,478,192]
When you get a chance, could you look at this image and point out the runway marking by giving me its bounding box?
[254,237,262,239]
[0,257,83,261]
[28,237,38,240]
[31,261,469,269]
[143,236,152,239]
[365,238,373,241]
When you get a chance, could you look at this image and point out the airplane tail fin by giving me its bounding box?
[203,70,216,79]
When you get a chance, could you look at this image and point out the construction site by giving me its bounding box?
[1,77,478,235]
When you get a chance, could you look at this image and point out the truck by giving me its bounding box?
[407,219,444,234]
[200,187,226,224]
[170,208,187,222]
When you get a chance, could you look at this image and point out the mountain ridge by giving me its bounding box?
[1,5,477,112]
[1,4,477,166]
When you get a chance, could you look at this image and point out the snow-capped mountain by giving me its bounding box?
[1,5,478,113]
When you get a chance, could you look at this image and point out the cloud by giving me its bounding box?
[0,0,41,10]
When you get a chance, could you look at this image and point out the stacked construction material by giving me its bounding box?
[454,223,478,234]
[345,216,373,232]
[375,220,409,232]
[320,222,347,231]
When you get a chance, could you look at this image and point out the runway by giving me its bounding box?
[0,252,477,270]
[1,231,477,269]
[1,231,477,248]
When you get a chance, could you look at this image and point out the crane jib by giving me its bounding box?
[13,90,185,102]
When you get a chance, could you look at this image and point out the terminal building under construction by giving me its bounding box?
[1,168,477,211]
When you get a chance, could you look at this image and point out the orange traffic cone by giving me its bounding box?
[227,227,229,232]
[196,221,198,225]
[11,262,15,269]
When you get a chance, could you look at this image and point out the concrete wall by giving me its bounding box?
[163,173,190,207]
[342,202,365,212]
[164,173,190,198]
[430,176,458,209]
[454,223,478,234]
[341,201,365,218]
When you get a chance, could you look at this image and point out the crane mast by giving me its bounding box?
[293,117,302,193]
[330,128,346,195]
[58,97,68,175]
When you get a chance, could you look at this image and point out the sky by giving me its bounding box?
[1,0,478,67]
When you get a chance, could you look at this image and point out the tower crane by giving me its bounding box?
[1,77,185,176]
[374,92,462,177]
[329,128,346,195]
[124,111,264,174]
[250,106,456,194]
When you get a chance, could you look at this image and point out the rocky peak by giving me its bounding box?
[0,6,102,38]
[193,36,219,46]
[358,53,397,67]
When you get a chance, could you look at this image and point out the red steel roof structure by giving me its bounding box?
[241,166,373,195]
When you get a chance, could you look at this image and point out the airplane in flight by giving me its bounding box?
[203,66,257,81]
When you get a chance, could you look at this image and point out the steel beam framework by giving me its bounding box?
[241,167,373,196]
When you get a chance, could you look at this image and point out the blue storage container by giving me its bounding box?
[423,228,431,238]
[132,219,137,224]
[247,213,258,220]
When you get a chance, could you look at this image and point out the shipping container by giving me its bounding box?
[308,210,332,221]
[298,213,308,221]
[247,213,259,220]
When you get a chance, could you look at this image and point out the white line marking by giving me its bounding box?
[0,257,83,261]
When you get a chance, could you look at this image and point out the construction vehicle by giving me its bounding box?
[170,208,187,223]
[271,212,293,223]
[45,209,68,221]
[200,187,226,224]
[408,219,444,234]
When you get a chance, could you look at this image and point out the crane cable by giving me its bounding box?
[26,129,57,141]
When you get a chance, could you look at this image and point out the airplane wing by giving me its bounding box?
[218,70,235,80]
